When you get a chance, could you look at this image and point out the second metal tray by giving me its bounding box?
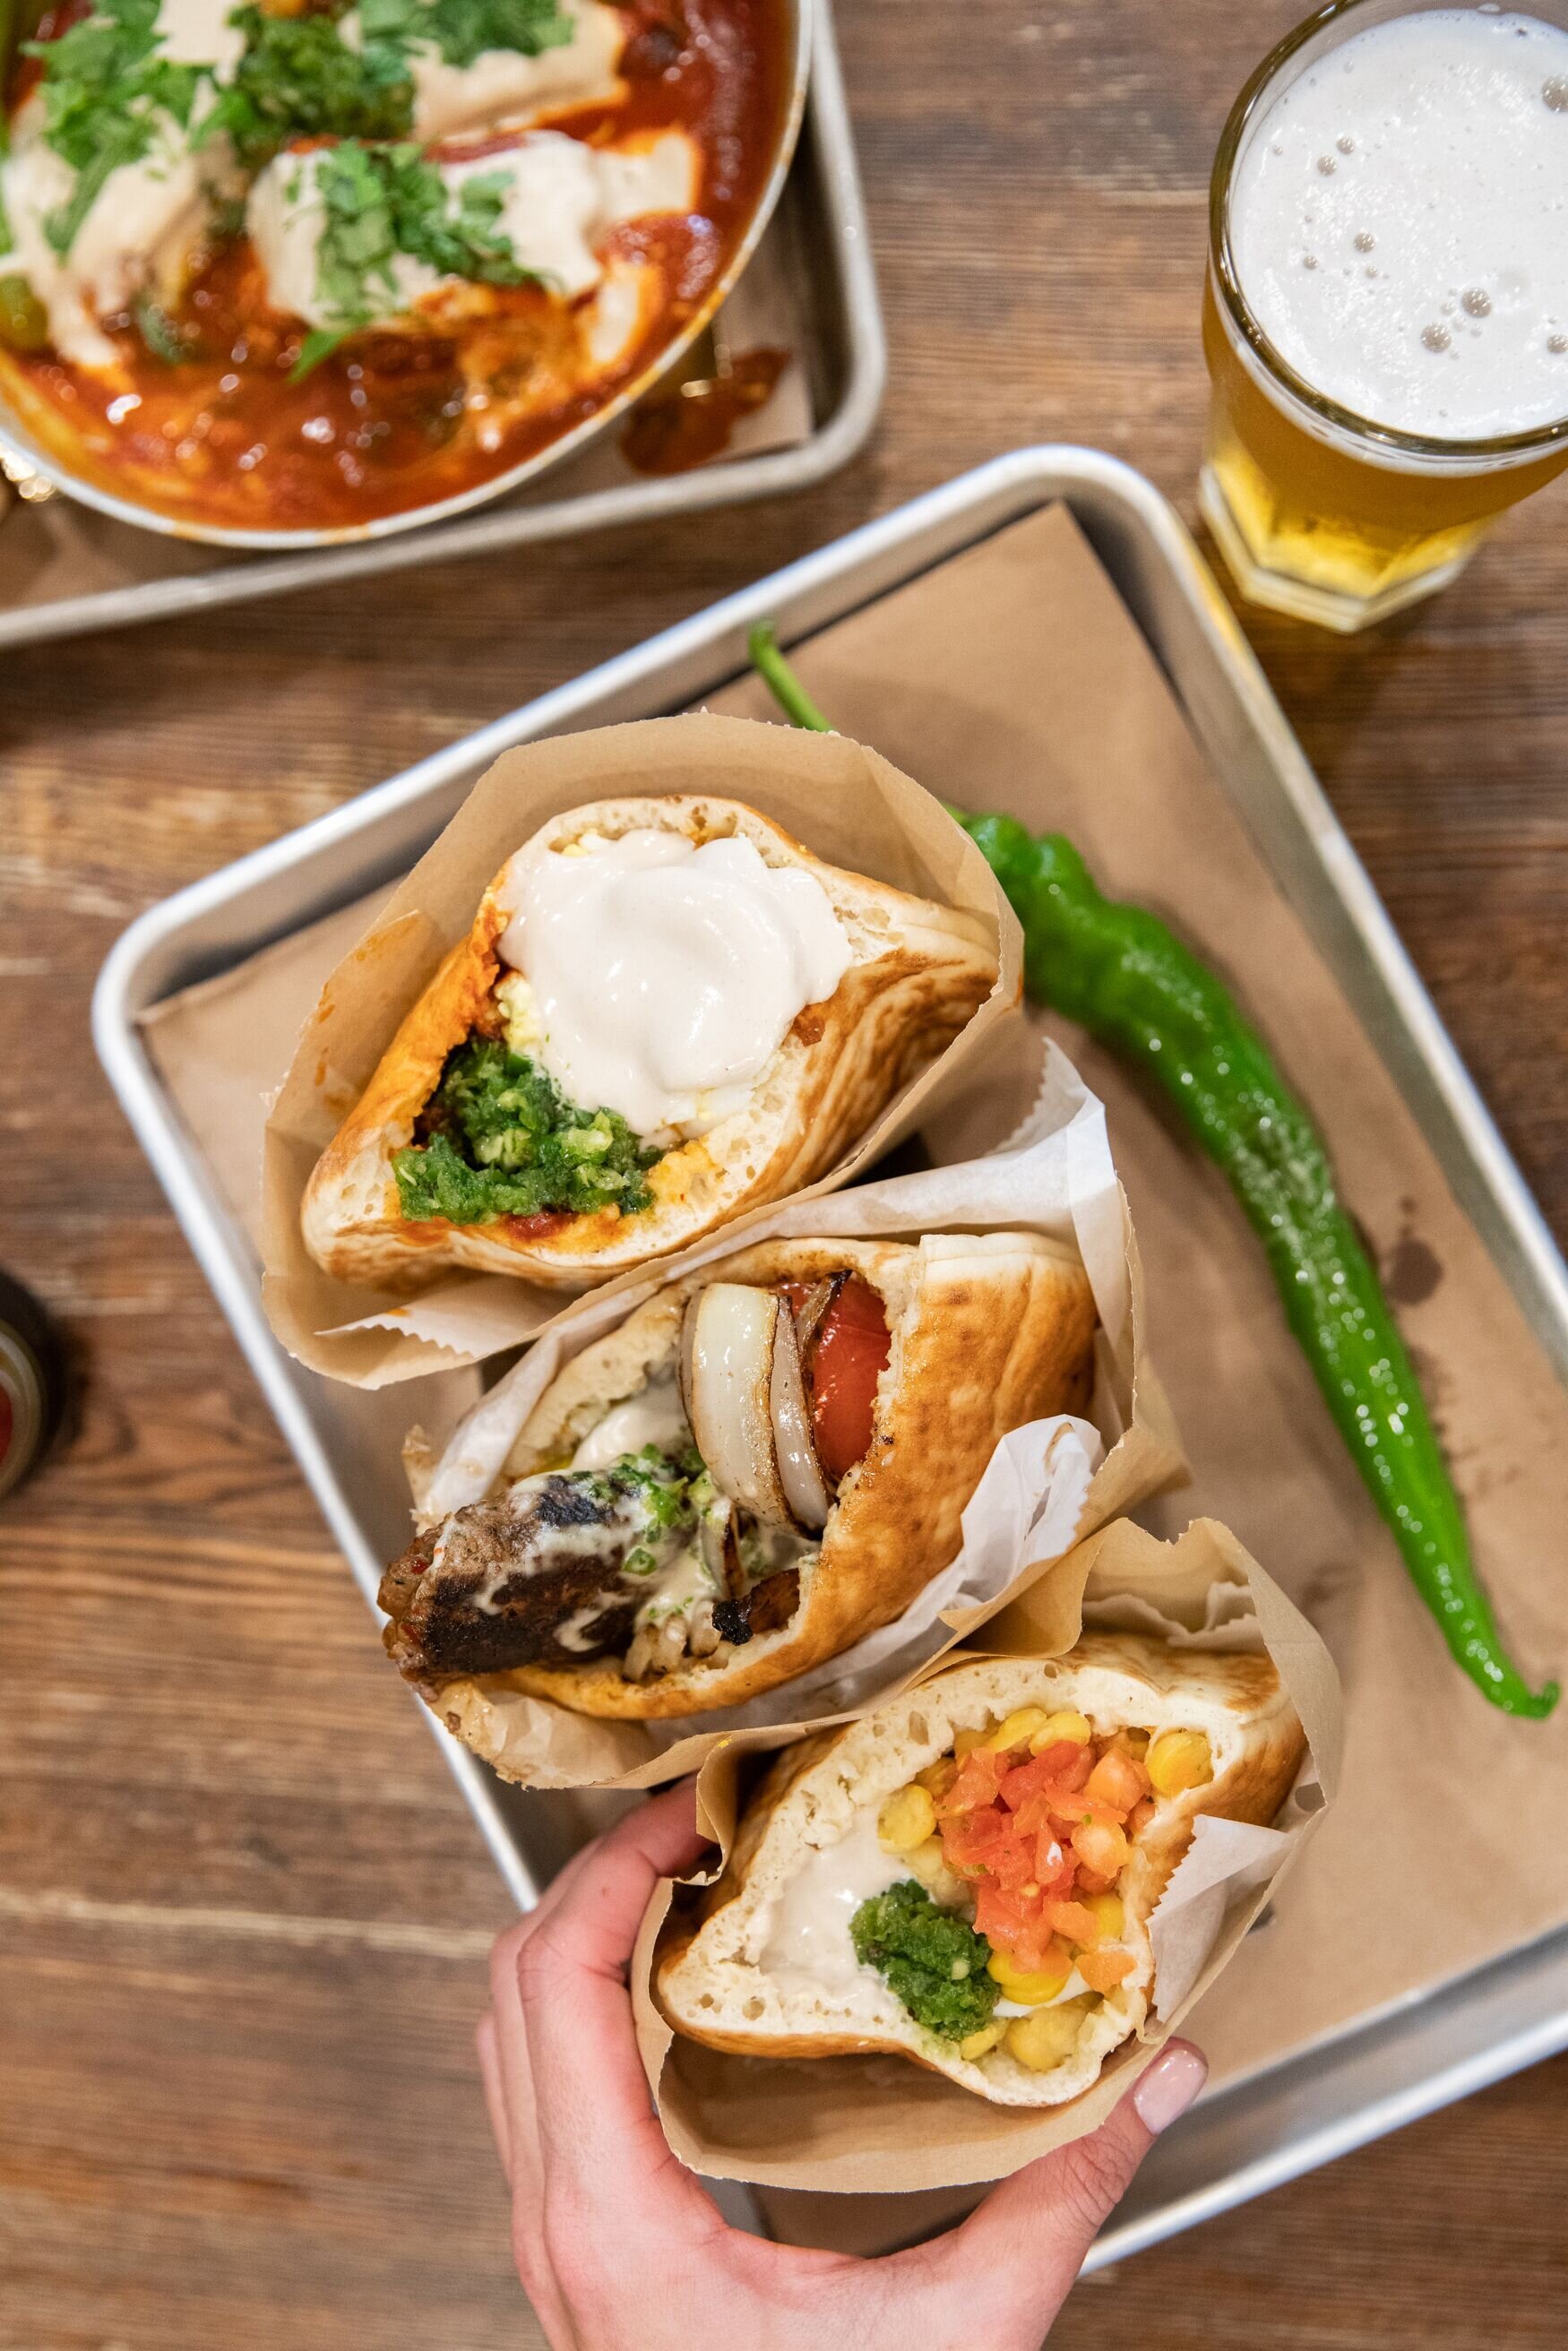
[0,0,883,650]
[94,446,1568,2262]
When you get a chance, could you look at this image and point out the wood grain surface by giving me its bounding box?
[4,0,1567,2342]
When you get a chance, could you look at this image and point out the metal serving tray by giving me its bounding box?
[0,0,883,650]
[93,447,1568,2263]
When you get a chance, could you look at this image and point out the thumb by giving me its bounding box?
[934,2041,1207,2316]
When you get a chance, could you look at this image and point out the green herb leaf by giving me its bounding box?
[298,139,534,338]
[288,324,347,382]
[423,0,573,70]
[357,0,572,71]
[133,288,194,363]
[23,0,210,255]
[391,153,523,284]
[202,4,414,168]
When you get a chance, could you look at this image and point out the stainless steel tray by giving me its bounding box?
[93,446,1568,2263]
[0,0,883,650]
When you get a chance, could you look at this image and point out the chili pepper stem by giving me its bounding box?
[748,624,833,734]
[750,622,1557,1719]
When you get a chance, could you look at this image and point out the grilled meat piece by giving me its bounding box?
[710,1568,801,1649]
[380,1474,652,1680]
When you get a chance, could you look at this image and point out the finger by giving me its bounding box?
[489,1923,577,2349]
[918,2042,1207,2335]
[513,1785,723,2242]
[504,1788,693,1956]
[475,2011,513,2187]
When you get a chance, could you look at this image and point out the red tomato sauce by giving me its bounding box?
[0,0,790,530]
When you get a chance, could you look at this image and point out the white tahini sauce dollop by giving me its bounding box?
[760,1810,910,2003]
[569,1371,690,1470]
[495,829,854,1139]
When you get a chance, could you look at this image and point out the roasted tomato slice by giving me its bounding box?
[800,1274,890,1485]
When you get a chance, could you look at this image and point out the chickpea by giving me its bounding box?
[983,1706,1052,1753]
[1028,1709,1092,1752]
[1004,1997,1097,2072]
[877,1784,937,1853]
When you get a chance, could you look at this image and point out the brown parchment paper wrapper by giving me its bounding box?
[261,713,1024,1387]
[400,1037,1187,1788]
[628,1514,1343,2194]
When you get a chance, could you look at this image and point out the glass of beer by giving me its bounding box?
[1202,0,1568,631]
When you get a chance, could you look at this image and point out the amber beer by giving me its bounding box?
[1202,1,1568,632]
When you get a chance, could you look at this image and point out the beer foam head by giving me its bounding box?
[1229,7,1568,440]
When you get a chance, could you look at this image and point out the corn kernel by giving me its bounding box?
[984,1706,1052,1753]
[1004,1998,1096,2072]
[986,1942,1073,2004]
[1119,1728,1150,1760]
[878,1784,937,1853]
[1028,1709,1092,1753]
[1087,1892,1124,1942]
[952,1727,987,1760]
[959,2021,1007,2062]
[1147,1729,1213,1798]
[915,1755,958,1800]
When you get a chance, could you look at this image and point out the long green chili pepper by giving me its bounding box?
[747,622,1557,1719]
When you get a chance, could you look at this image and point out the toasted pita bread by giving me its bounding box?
[398,1231,1098,1737]
[301,797,997,1288]
[656,1636,1305,2104]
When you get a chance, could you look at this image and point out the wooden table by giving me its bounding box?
[4,1,1567,2341]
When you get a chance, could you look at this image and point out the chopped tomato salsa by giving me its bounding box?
[934,1728,1153,1976]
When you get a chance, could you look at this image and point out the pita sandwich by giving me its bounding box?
[382,1230,1098,1735]
[656,1635,1305,2104]
[301,796,998,1289]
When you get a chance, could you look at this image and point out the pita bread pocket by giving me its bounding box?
[263,717,1021,1386]
[655,1634,1304,2101]
[383,1228,1098,1728]
[631,1516,1342,2193]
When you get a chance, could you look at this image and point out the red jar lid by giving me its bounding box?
[0,1322,47,1501]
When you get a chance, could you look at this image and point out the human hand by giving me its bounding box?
[477,1781,1206,2351]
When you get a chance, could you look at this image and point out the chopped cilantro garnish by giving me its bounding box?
[23,0,209,256]
[201,5,415,168]
[575,1443,707,1580]
[849,1881,999,2042]
[393,1036,660,1225]
[358,0,573,71]
[296,140,532,342]
[133,289,194,363]
[289,325,348,383]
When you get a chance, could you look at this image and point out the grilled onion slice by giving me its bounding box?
[682,1281,835,1532]
[683,1284,794,1525]
[769,1305,832,1529]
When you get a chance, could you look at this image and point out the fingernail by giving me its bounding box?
[1133,2043,1208,2135]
